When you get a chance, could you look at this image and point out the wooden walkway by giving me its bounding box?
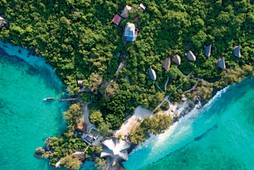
[58,98,79,102]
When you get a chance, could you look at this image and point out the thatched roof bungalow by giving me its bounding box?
[187,51,196,61]
[172,54,181,65]
[233,46,241,58]
[204,45,212,57]
[162,58,171,71]
[217,57,226,70]
[101,138,130,166]
[148,68,156,81]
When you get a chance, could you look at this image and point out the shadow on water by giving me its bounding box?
[194,124,218,141]
[0,47,66,94]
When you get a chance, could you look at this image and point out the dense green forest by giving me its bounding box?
[1,0,254,129]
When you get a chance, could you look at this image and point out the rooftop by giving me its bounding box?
[162,58,171,71]
[120,5,132,18]
[112,14,122,25]
[101,138,130,165]
[217,57,226,69]
[204,45,212,57]
[123,22,137,42]
[172,54,181,65]
[148,68,156,81]
[233,46,241,58]
[187,51,196,61]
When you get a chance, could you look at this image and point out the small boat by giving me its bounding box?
[43,97,55,101]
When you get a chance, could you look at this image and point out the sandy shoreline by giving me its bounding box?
[114,96,197,138]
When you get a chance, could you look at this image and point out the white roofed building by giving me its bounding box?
[120,5,132,18]
[123,22,137,42]
[101,138,130,165]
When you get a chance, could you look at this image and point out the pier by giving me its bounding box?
[58,98,79,102]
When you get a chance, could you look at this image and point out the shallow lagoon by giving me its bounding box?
[124,78,254,170]
[0,42,68,170]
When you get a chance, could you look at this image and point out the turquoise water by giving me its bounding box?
[124,78,254,170]
[0,42,68,170]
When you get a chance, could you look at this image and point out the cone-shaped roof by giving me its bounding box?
[148,68,156,81]
[172,54,181,65]
[217,57,226,69]
[162,58,171,71]
[101,138,130,165]
[204,45,212,57]
[187,51,196,61]
[233,46,241,58]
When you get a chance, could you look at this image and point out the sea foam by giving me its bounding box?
[124,86,230,169]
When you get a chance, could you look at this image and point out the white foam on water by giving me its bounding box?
[124,86,230,170]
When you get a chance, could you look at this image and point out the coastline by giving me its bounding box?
[0,41,65,92]
[124,85,231,169]
[125,77,254,170]
[0,41,68,170]
[1,41,254,169]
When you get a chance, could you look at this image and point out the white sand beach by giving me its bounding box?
[114,106,153,137]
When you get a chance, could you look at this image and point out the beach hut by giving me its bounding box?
[0,16,6,28]
[101,138,130,166]
[123,22,137,42]
[172,54,181,65]
[77,80,83,88]
[148,68,156,81]
[187,51,196,61]
[217,57,226,70]
[233,46,241,58]
[120,5,132,18]
[162,58,171,71]
[204,45,212,57]
[112,14,122,25]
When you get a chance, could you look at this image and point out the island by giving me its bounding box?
[1,1,254,170]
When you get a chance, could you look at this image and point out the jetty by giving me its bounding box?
[58,98,79,102]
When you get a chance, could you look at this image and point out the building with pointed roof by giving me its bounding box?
[233,46,241,58]
[120,5,132,18]
[217,57,226,69]
[123,22,137,42]
[148,68,156,81]
[204,45,212,57]
[162,58,171,71]
[187,51,196,61]
[172,54,181,65]
[0,16,6,28]
[101,138,130,166]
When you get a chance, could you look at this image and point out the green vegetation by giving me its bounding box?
[60,155,81,170]
[95,157,107,170]
[1,0,254,168]
[1,0,254,131]
[130,114,173,145]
